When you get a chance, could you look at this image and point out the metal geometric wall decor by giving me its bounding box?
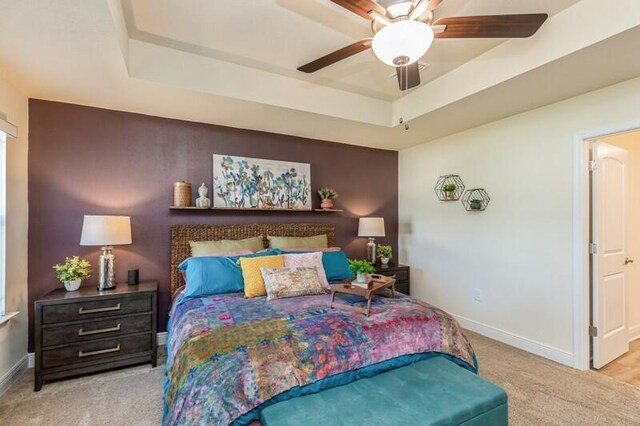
[434,175,465,201]
[461,188,491,212]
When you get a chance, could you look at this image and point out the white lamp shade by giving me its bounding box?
[371,20,434,66]
[80,215,132,246]
[358,217,386,237]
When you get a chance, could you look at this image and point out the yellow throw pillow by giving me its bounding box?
[267,234,328,250]
[239,255,284,298]
[189,236,264,257]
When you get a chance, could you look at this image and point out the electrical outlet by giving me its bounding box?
[474,288,483,302]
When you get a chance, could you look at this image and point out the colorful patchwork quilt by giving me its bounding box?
[163,291,477,425]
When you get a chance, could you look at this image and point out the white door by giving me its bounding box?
[592,141,629,369]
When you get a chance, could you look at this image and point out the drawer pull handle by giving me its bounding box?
[78,303,121,315]
[78,324,121,336]
[78,344,121,358]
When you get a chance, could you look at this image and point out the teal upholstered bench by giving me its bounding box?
[260,357,508,426]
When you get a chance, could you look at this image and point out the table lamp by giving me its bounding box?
[80,215,132,290]
[358,217,385,263]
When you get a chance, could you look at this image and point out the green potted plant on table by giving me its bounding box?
[469,199,483,210]
[377,245,392,265]
[318,187,339,209]
[442,183,457,200]
[348,259,376,284]
[53,256,92,291]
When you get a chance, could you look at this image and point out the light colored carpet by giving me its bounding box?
[1,331,639,425]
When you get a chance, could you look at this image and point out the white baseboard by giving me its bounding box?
[454,314,574,367]
[27,332,168,369]
[630,324,640,342]
[0,355,28,397]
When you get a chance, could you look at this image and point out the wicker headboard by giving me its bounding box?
[170,223,336,295]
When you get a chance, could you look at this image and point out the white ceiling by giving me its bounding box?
[124,0,580,100]
[0,0,638,150]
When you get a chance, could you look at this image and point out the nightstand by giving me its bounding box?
[374,263,410,295]
[34,282,158,391]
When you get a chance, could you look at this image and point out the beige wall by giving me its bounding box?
[0,72,28,382]
[399,76,640,366]
[603,131,640,341]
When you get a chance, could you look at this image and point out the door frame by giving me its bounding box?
[573,121,640,370]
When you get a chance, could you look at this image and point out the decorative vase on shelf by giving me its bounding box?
[320,198,334,209]
[380,257,390,265]
[356,272,367,284]
[64,279,81,292]
[470,200,482,210]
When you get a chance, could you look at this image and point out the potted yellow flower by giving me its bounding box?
[53,256,92,291]
[377,245,392,265]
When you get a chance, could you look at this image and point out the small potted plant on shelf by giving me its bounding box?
[469,199,483,210]
[53,256,92,291]
[318,187,339,209]
[348,259,376,284]
[377,245,392,265]
[443,183,457,200]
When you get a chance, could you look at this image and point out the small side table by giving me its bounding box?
[34,282,158,391]
[330,276,396,316]
[375,263,410,295]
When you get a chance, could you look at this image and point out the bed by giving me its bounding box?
[163,223,477,426]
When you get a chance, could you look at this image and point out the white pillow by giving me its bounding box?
[282,252,330,290]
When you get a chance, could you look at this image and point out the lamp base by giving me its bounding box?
[98,246,117,291]
[366,238,377,264]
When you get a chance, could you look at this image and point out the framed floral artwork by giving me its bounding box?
[213,155,311,210]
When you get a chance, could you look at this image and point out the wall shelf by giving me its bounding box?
[170,207,342,213]
[434,175,466,201]
[170,206,210,210]
[461,189,491,212]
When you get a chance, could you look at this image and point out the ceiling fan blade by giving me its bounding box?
[433,13,548,38]
[298,39,372,73]
[426,0,444,11]
[409,0,429,20]
[396,62,421,91]
[330,0,386,20]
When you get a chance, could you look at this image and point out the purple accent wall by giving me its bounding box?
[27,100,398,350]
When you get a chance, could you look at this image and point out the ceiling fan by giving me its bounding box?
[298,0,548,91]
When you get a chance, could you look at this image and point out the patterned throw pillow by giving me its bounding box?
[260,267,326,300]
[238,255,284,298]
[282,252,330,290]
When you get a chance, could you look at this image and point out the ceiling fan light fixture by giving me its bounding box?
[385,1,413,18]
[371,20,434,66]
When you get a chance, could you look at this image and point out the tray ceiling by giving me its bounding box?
[124,0,580,100]
[0,0,638,149]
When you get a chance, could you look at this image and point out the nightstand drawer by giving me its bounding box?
[42,295,152,324]
[42,314,152,348]
[377,269,409,282]
[396,282,410,295]
[42,334,153,370]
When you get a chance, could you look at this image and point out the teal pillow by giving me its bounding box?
[179,249,282,299]
[322,251,353,283]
